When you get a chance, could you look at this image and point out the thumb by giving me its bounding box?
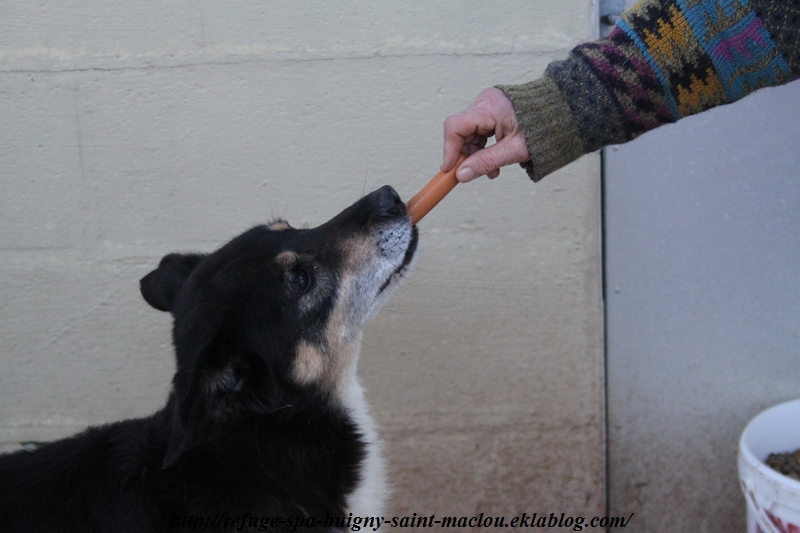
[456,141,517,183]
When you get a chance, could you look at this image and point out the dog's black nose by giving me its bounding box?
[373,185,405,220]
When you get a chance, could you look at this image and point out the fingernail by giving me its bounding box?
[457,167,474,182]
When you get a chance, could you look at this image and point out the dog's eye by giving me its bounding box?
[295,268,314,294]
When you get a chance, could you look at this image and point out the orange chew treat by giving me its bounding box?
[406,154,467,225]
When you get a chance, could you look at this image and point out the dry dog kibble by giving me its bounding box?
[766,448,800,481]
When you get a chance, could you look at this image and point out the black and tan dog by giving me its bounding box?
[0,186,416,532]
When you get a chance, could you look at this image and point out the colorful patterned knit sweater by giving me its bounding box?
[498,0,800,182]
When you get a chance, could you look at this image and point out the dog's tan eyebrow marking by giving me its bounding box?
[275,250,298,268]
[268,220,291,232]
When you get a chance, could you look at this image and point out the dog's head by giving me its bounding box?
[139,186,417,467]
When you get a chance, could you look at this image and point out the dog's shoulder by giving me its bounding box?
[0,416,162,529]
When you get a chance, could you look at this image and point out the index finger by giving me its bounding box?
[441,113,474,172]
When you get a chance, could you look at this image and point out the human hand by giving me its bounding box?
[441,87,530,182]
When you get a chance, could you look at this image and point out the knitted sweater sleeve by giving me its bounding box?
[498,0,800,182]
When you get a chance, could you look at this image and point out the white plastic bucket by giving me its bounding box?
[739,399,800,533]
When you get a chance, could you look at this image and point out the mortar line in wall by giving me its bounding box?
[73,83,99,255]
[0,48,568,75]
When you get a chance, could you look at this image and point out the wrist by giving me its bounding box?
[496,78,583,182]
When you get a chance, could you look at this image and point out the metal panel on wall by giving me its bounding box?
[605,81,800,530]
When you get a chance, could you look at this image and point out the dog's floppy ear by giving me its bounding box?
[140,253,205,312]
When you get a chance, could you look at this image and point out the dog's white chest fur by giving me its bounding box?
[340,362,388,516]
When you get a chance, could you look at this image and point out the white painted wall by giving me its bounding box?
[0,1,603,517]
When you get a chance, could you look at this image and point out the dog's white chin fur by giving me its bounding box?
[338,221,415,516]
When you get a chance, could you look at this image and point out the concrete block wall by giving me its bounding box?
[0,0,604,520]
